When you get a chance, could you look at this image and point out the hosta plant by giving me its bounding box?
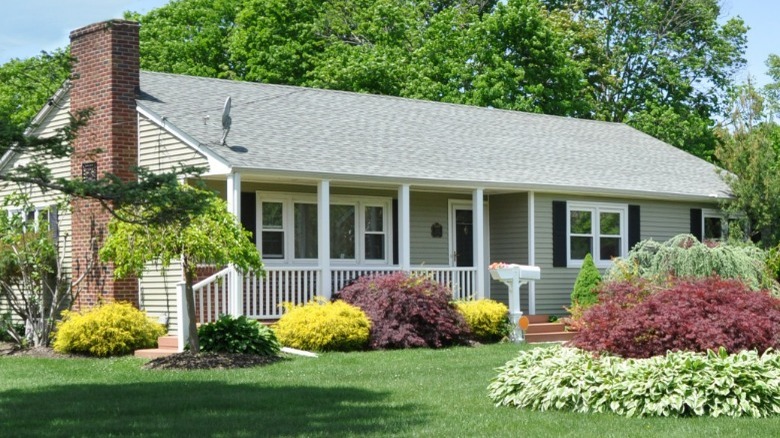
[198,314,281,356]
[488,344,780,417]
[275,298,370,352]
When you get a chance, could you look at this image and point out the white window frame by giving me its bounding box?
[256,192,392,265]
[566,201,628,269]
[702,208,726,242]
[5,205,58,237]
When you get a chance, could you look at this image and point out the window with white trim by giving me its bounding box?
[702,209,725,241]
[567,202,628,268]
[6,205,58,238]
[257,193,391,264]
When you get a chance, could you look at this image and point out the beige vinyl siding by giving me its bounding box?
[532,193,720,316]
[139,261,182,335]
[0,97,74,296]
[138,115,209,172]
[137,115,208,332]
[410,192,466,266]
[488,193,528,306]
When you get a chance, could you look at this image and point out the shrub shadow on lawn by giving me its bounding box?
[0,382,426,437]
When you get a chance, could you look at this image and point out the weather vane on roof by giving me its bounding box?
[220,96,232,146]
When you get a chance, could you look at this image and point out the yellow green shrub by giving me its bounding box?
[275,298,370,352]
[53,302,166,357]
[455,299,510,342]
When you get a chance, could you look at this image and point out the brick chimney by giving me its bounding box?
[69,20,140,309]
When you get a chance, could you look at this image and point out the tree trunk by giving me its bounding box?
[183,259,199,353]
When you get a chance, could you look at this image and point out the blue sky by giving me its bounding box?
[0,1,778,85]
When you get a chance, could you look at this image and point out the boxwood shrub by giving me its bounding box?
[572,277,780,358]
[488,345,780,417]
[454,299,510,342]
[274,298,370,352]
[53,302,165,357]
[335,272,470,349]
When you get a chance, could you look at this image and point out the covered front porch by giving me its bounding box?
[180,171,539,328]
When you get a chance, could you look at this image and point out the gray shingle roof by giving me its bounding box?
[137,71,730,201]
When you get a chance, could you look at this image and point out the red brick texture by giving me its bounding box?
[69,20,140,309]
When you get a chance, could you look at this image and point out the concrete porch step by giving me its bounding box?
[134,335,178,359]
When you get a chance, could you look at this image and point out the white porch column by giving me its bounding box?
[528,191,536,315]
[175,282,188,352]
[318,180,332,299]
[473,188,485,299]
[398,184,411,270]
[226,172,243,317]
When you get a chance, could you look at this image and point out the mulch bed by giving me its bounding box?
[2,342,282,370]
[143,352,283,370]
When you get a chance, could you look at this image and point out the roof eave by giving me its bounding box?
[136,103,232,175]
[0,82,72,173]
[227,166,732,203]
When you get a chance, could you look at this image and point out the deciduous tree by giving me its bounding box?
[100,188,263,352]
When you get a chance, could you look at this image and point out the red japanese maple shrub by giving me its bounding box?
[334,272,470,349]
[571,277,780,358]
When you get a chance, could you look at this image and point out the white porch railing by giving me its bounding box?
[409,267,477,301]
[244,267,320,319]
[331,267,402,291]
[193,267,233,324]
[180,266,480,337]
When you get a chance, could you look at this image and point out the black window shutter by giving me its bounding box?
[628,205,640,250]
[552,201,567,267]
[392,199,399,265]
[690,208,703,241]
[240,192,257,245]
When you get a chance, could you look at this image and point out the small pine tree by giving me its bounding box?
[571,253,602,308]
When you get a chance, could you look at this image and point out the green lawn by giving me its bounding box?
[1,343,779,437]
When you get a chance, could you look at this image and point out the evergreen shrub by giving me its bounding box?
[335,272,470,349]
[455,299,510,342]
[489,344,780,417]
[275,298,370,352]
[570,253,602,308]
[53,302,165,357]
[572,277,780,358]
[607,234,774,290]
[198,314,280,356]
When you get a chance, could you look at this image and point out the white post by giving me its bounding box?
[473,188,485,299]
[176,282,188,352]
[318,180,332,298]
[528,191,536,315]
[226,172,243,317]
[398,184,411,271]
